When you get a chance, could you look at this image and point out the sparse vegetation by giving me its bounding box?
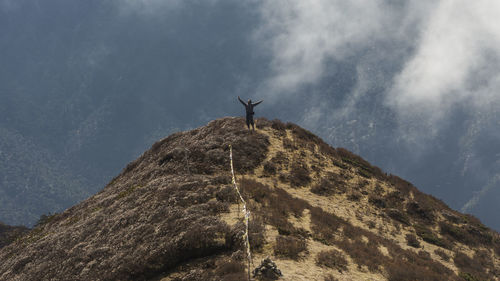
[117,186,138,199]
[240,178,310,238]
[386,208,410,226]
[406,201,436,223]
[332,159,348,169]
[289,162,311,187]
[383,191,406,209]
[373,184,384,195]
[310,207,345,245]
[286,122,321,145]
[263,161,277,175]
[454,252,491,281]
[270,119,286,133]
[434,249,450,261]
[413,224,451,249]
[316,249,348,271]
[386,175,415,195]
[216,185,239,203]
[406,234,420,248]
[347,191,362,201]
[310,179,336,196]
[214,260,246,281]
[155,118,270,176]
[418,250,431,260]
[248,217,266,252]
[282,138,295,150]
[34,212,58,227]
[336,148,385,180]
[324,274,339,281]
[338,237,383,272]
[366,220,376,229]
[368,195,386,208]
[311,173,347,196]
[270,151,288,166]
[473,249,493,269]
[439,222,473,246]
[458,272,481,281]
[274,235,308,260]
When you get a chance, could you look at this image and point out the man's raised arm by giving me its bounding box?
[252,100,263,106]
[238,96,246,106]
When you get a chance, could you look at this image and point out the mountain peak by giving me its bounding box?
[0,117,498,281]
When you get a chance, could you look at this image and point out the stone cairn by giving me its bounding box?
[252,257,283,280]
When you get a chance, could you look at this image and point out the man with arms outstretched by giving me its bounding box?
[238,96,263,130]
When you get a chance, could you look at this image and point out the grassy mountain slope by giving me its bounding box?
[0,117,498,281]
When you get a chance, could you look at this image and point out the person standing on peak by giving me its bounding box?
[238,96,263,130]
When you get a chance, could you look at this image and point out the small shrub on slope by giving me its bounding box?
[274,235,307,260]
[434,249,450,261]
[316,249,348,272]
[324,274,339,281]
[454,252,492,281]
[406,234,420,248]
[289,162,311,187]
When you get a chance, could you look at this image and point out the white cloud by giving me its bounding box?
[254,0,435,102]
[255,0,383,100]
[461,174,500,213]
[256,0,500,144]
[389,1,500,126]
[255,0,500,209]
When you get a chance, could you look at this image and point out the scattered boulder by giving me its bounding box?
[252,257,283,280]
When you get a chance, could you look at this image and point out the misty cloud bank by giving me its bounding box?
[254,0,500,214]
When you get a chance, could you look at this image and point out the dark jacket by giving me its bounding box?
[238,96,263,115]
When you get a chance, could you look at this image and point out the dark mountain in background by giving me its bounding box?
[0,222,27,249]
[0,118,498,281]
[0,0,499,233]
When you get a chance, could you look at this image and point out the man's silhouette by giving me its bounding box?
[238,96,263,130]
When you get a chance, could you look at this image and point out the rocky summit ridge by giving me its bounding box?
[0,117,498,281]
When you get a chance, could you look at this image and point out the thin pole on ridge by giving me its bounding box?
[229,144,252,281]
